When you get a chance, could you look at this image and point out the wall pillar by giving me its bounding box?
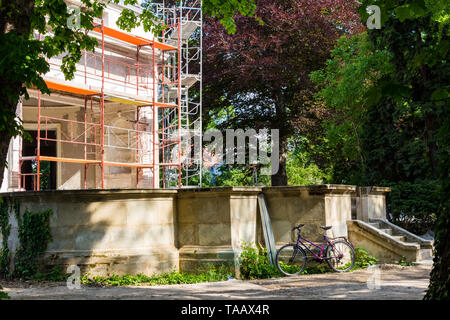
[177,187,260,276]
[353,187,391,222]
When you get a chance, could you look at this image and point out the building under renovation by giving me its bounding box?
[1,0,202,192]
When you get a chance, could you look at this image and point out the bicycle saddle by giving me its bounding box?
[320,226,332,230]
[292,224,305,231]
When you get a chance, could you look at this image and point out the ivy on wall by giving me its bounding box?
[0,197,11,277]
[13,208,53,279]
[0,196,53,280]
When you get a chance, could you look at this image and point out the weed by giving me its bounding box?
[30,266,69,282]
[0,285,10,300]
[239,242,281,280]
[396,256,413,266]
[80,264,234,287]
[354,246,378,269]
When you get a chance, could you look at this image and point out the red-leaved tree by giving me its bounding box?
[203,0,364,185]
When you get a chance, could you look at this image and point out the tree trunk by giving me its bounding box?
[271,134,288,186]
[425,116,438,179]
[0,136,11,189]
[270,91,291,187]
[0,100,19,190]
[0,0,35,188]
[425,205,450,299]
[425,111,450,300]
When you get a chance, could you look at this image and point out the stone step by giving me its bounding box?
[418,248,433,261]
[358,220,433,264]
[391,235,406,242]
[412,259,433,266]
[379,228,393,235]
[368,222,380,228]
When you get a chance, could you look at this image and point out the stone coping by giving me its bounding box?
[179,186,263,194]
[1,185,391,198]
[353,186,392,195]
[263,184,356,194]
[0,188,179,198]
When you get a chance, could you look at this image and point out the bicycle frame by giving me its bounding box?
[295,232,344,260]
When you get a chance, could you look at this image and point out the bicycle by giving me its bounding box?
[275,224,356,276]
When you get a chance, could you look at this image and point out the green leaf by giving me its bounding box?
[431,88,449,101]
[394,5,413,22]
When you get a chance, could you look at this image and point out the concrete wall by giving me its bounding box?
[0,185,379,276]
[261,185,354,244]
[1,189,178,276]
[352,187,391,222]
[177,188,260,274]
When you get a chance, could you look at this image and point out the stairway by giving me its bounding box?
[347,219,434,264]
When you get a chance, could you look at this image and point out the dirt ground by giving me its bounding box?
[0,264,431,300]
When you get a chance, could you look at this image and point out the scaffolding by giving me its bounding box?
[151,0,203,188]
[18,1,202,190]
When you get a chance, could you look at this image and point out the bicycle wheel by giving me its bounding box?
[276,244,307,276]
[326,240,356,272]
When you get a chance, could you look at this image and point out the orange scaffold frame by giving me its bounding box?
[20,18,183,190]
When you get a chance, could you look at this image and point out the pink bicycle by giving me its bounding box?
[276,224,356,276]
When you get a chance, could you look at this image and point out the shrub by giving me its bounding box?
[386,180,439,235]
[239,243,281,280]
[354,246,378,269]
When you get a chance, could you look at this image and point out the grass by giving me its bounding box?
[16,264,234,287]
[4,246,380,287]
[80,265,234,287]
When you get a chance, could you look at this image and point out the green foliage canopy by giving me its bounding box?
[310,33,394,176]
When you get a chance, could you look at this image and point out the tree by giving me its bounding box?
[0,0,258,188]
[286,137,331,185]
[356,0,449,299]
[203,0,363,185]
[310,32,393,183]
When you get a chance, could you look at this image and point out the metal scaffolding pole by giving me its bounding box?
[100,19,105,189]
[20,4,189,191]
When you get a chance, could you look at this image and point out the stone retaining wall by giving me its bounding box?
[0,185,387,276]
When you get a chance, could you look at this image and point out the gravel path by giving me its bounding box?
[0,264,431,300]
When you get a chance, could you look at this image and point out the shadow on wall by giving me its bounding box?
[6,190,178,277]
[2,185,384,277]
